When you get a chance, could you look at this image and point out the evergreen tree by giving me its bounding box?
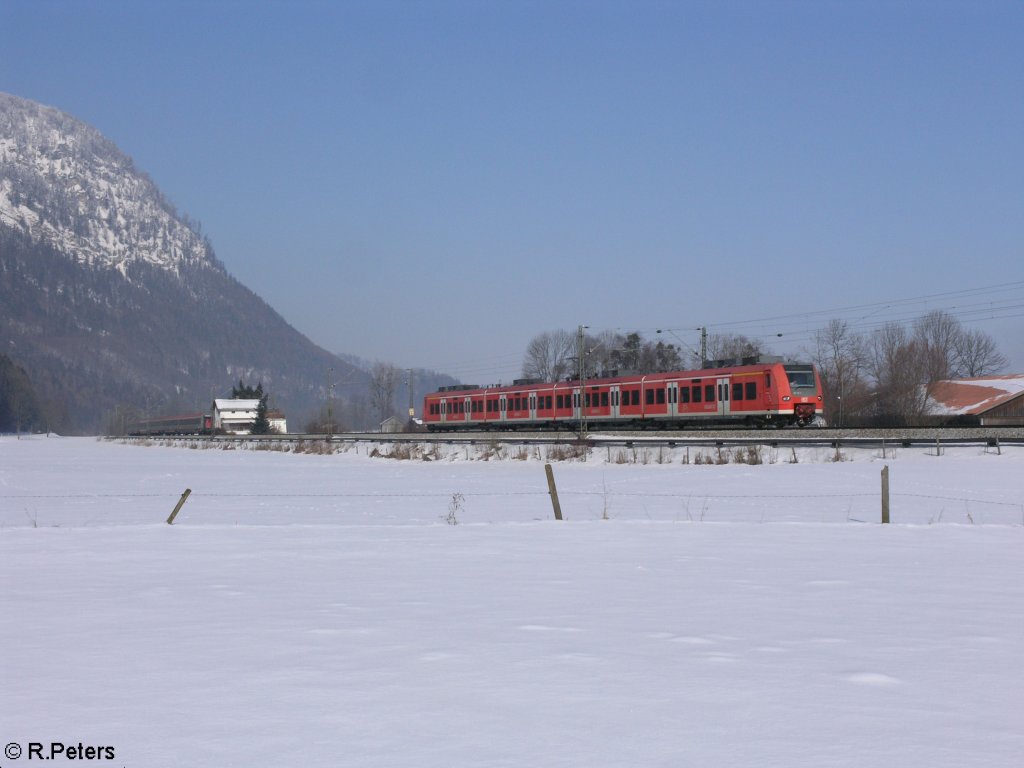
[232,380,271,434]
[0,354,44,433]
[251,397,271,435]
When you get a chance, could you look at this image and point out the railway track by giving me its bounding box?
[120,426,1024,449]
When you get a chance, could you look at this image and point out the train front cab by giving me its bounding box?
[780,363,823,426]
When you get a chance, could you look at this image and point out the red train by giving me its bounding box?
[423,359,824,431]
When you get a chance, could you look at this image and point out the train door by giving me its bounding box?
[529,392,538,421]
[610,385,620,420]
[717,377,731,417]
[573,387,582,422]
[464,396,473,424]
[667,382,679,419]
[499,395,508,424]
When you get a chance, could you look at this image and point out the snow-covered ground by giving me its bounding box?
[2,436,1021,767]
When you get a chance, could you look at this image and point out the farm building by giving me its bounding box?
[267,410,288,434]
[212,399,259,434]
[211,399,287,434]
[927,375,1024,426]
[379,416,405,433]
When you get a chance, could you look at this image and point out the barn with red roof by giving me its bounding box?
[927,375,1024,426]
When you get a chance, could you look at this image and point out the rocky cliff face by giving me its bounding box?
[0,93,215,277]
[0,93,368,433]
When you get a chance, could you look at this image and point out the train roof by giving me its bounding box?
[425,360,809,396]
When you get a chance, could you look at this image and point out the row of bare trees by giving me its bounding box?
[523,329,688,381]
[522,328,776,382]
[522,311,1008,426]
[813,310,1007,426]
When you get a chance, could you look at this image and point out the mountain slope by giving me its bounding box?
[0,92,368,433]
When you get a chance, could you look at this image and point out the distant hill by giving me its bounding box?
[0,92,375,433]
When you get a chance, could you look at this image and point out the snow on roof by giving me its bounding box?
[213,399,260,410]
[927,375,1024,416]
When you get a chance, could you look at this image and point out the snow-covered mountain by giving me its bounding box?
[0,93,369,433]
[0,93,215,278]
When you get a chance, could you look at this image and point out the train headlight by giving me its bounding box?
[782,396,791,402]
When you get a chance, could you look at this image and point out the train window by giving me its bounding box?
[746,382,757,400]
[692,386,702,403]
[601,392,609,407]
[656,388,665,405]
[680,387,690,404]
[632,390,640,406]
[733,383,744,401]
[766,374,771,389]
[645,389,654,405]
[705,384,715,402]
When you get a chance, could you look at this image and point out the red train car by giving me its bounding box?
[423,360,824,431]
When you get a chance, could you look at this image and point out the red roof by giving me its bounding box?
[927,375,1024,416]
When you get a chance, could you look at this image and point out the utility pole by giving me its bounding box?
[698,326,708,368]
[407,368,415,422]
[327,367,335,439]
[578,324,588,439]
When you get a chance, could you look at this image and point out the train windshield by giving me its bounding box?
[784,365,816,392]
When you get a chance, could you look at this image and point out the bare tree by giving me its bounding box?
[913,310,962,383]
[870,322,931,424]
[954,328,1008,377]
[706,333,763,363]
[369,362,398,424]
[652,340,683,372]
[522,330,576,381]
[812,319,870,426]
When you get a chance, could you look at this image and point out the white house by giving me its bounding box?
[267,410,288,434]
[212,399,260,434]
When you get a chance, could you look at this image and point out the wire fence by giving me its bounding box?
[4,484,1022,527]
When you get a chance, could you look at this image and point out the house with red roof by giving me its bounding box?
[926,375,1024,426]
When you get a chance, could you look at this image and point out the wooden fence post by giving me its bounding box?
[881,466,890,524]
[167,488,192,525]
[544,464,563,521]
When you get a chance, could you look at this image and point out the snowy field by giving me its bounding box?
[1,435,1022,767]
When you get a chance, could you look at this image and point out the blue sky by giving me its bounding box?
[3,0,1022,383]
